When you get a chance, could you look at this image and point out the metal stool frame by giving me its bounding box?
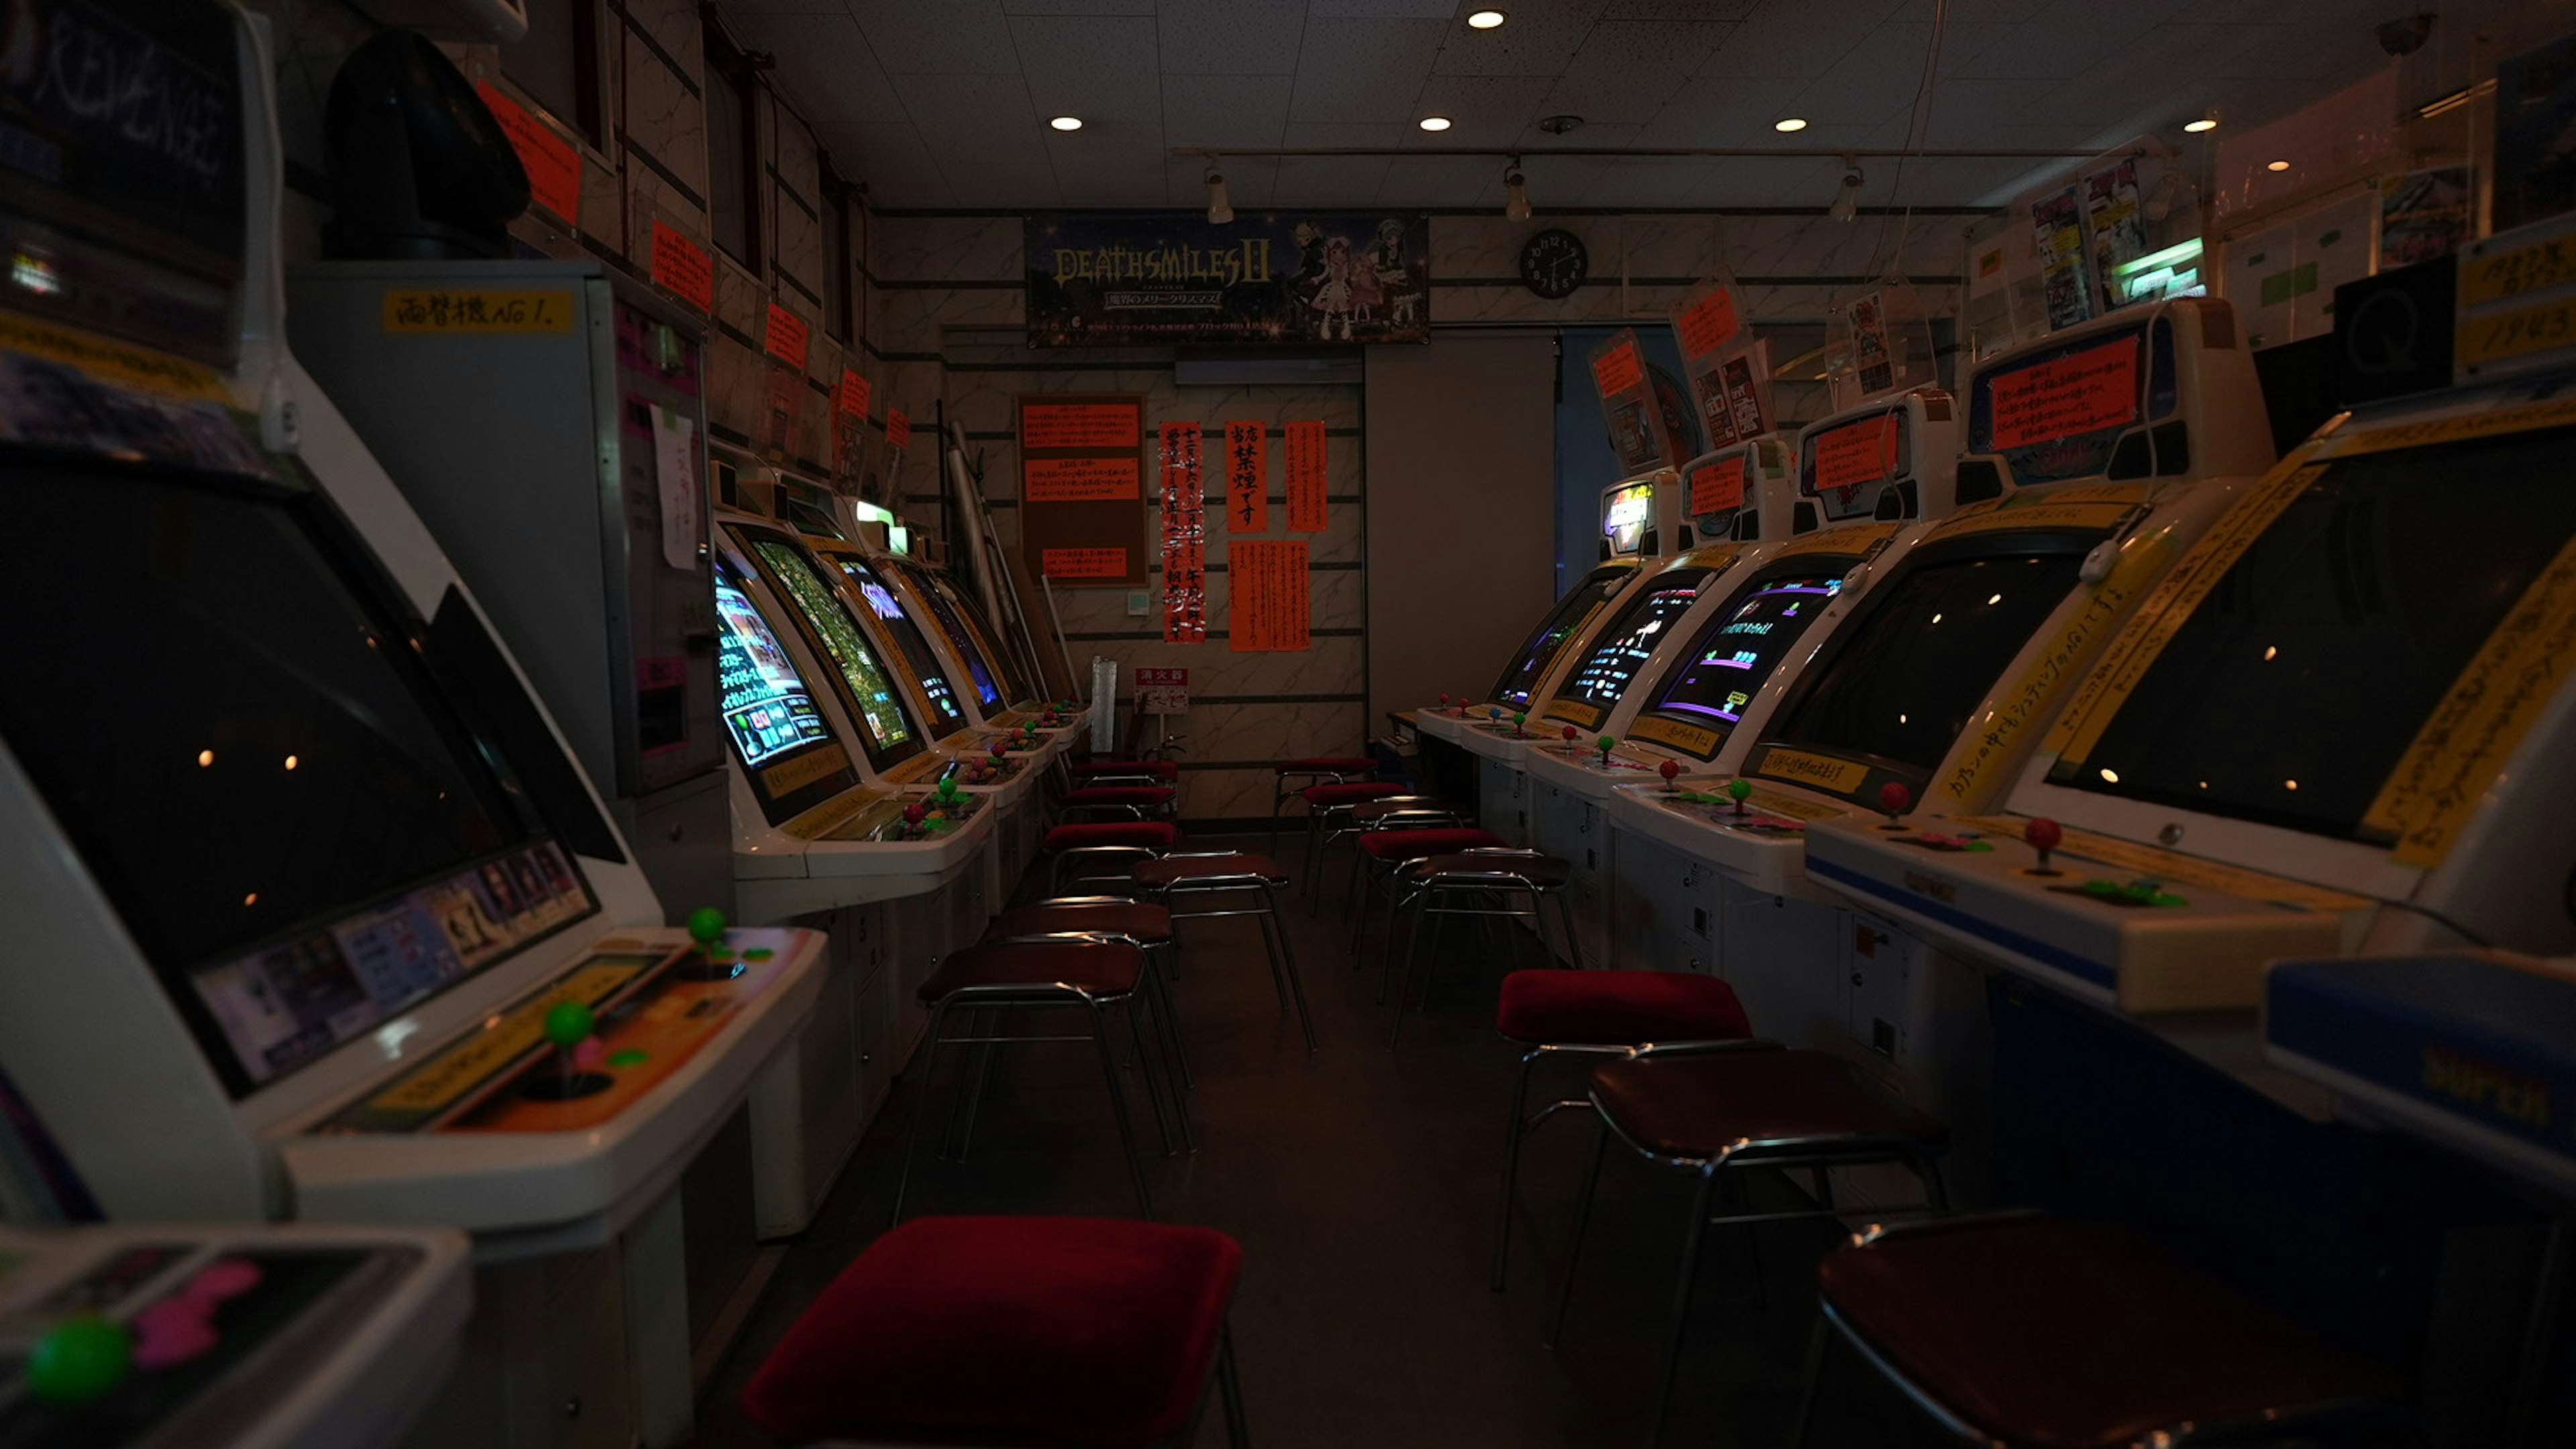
[990,904,1196,1148]
[1303,794,1454,906]
[1491,1036,1638,1293]
[1548,1040,1949,1449]
[1384,847,1582,1049]
[1266,762,1375,857]
[1142,854,1319,1054]
[1341,813,1475,957]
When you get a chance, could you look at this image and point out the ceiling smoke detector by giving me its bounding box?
[1537,114,1585,136]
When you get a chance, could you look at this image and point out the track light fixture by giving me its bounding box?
[1204,161,1233,224]
[1503,158,1530,220]
[1829,160,1863,222]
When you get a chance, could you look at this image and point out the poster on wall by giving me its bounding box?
[1160,423,1208,643]
[1224,421,1268,533]
[2379,166,2471,268]
[1668,280,1774,448]
[1284,420,1328,531]
[2030,184,2094,329]
[1025,213,1430,347]
[1591,328,1680,474]
[2222,190,2376,350]
[1230,539,1310,653]
[1019,394,1148,589]
[2494,34,2576,233]
[2082,159,2149,309]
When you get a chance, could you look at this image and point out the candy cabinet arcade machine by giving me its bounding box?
[1606,300,2275,1175]
[1413,468,1687,844]
[0,7,826,1446]
[1514,438,1806,969]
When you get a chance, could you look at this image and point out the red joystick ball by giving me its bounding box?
[902,802,926,826]
[1660,759,1681,788]
[1878,782,1912,822]
[1561,725,1578,743]
[2024,816,2063,872]
[1438,692,1450,706]
[989,739,1008,757]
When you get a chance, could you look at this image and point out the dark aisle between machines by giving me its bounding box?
[694,833,1953,1449]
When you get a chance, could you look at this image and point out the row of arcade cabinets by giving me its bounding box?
[1427,278,2576,1436]
[0,5,1072,1448]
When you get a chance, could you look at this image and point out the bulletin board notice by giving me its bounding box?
[1020,394,1148,588]
[1230,539,1310,652]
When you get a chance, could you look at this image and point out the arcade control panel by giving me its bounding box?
[0,1222,468,1449]
[1805,811,2366,1013]
[1609,776,1847,896]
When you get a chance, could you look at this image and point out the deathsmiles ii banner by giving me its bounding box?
[1026,213,1430,347]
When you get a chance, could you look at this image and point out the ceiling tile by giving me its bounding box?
[1004,0,1155,13]
[1778,22,1952,129]
[1516,118,1640,151]
[1432,0,1607,76]
[1288,18,1448,123]
[1535,20,1734,123]
[730,13,911,125]
[1633,73,1807,146]
[1601,0,1760,17]
[1376,154,1505,206]
[1012,15,1163,131]
[836,120,955,205]
[1576,156,1720,206]
[894,72,1042,160]
[1308,0,1457,15]
[1701,0,1904,80]
[1408,74,1550,146]
[1164,72,1295,150]
[719,0,844,13]
[849,0,1023,73]
[1947,0,2156,80]
[1269,152,1388,207]
[1701,154,1834,206]
[943,158,1066,205]
[1281,120,1419,149]
[1159,0,1306,74]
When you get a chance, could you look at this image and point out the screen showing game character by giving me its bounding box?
[1489,564,1635,708]
[1640,572,1847,756]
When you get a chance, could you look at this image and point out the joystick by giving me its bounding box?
[2023,817,2063,875]
[1659,759,1681,791]
[680,904,741,980]
[1595,735,1616,767]
[1511,710,1527,737]
[903,801,928,837]
[1878,781,1911,830]
[1727,778,1753,816]
[26,1316,130,1404]
[686,905,728,954]
[1438,692,1450,710]
[1560,724,1578,753]
[528,998,612,1098]
[937,776,961,812]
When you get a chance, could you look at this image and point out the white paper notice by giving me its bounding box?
[651,405,702,570]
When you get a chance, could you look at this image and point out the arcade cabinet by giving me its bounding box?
[0,7,827,1444]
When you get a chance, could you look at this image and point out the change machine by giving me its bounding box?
[0,5,825,1445]
[1414,468,1687,843]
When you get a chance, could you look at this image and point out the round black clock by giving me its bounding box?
[1518,228,1588,299]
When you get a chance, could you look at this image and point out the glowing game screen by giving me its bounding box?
[715,563,835,771]
[1489,564,1633,707]
[895,559,1003,708]
[1764,551,2084,790]
[1968,320,2175,486]
[1640,572,1845,752]
[930,568,1032,703]
[1602,479,1656,556]
[747,537,923,768]
[1801,410,1911,521]
[832,555,966,733]
[2053,423,2576,841]
[1554,570,1711,714]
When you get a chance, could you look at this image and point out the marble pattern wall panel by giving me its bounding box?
[623,27,708,206]
[625,0,702,79]
[877,217,1026,284]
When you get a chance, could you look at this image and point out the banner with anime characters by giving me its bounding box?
[1025,213,1431,347]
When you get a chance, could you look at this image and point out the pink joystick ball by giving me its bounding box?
[573,1036,609,1071]
[1878,782,1912,816]
[2025,818,2063,853]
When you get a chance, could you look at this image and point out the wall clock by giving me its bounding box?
[1518,228,1588,299]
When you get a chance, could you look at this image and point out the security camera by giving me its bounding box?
[2377,13,2434,57]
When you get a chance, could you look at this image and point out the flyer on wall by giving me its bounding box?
[2030,184,2094,330]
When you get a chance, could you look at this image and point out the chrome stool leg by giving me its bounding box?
[1546,1117,1613,1350]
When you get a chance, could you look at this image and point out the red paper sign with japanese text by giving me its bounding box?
[1161,423,1208,640]
[1591,338,1644,398]
[476,82,580,223]
[1230,539,1309,652]
[1688,451,1750,519]
[764,303,810,370]
[1676,287,1741,358]
[1592,328,1676,474]
[1042,547,1128,579]
[1285,420,1328,532]
[1812,413,1901,493]
[1024,455,1141,502]
[1224,421,1268,533]
[1985,335,2141,451]
[885,408,912,449]
[650,221,714,312]
[1022,401,1141,450]
[837,368,871,418]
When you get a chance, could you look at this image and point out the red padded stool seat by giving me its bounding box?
[1062,785,1178,809]
[1811,1215,2394,1448]
[1358,826,1503,861]
[1275,756,1377,774]
[1072,758,1181,781]
[1134,853,1289,886]
[1043,821,1181,852]
[1300,780,1407,808]
[1497,969,1750,1046]
[918,939,1142,1002]
[991,901,1173,944]
[743,1216,1246,1448]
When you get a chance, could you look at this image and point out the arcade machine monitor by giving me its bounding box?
[714,557,859,825]
[2046,421,2576,845]
[1488,564,1634,710]
[1633,573,1848,759]
[1547,567,1719,727]
[830,554,967,734]
[921,565,1036,706]
[736,534,926,773]
[890,558,1006,712]
[1602,478,1656,557]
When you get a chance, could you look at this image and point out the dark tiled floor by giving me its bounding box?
[695,833,1951,1448]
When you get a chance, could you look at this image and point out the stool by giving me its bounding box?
[1345,825,1505,962]
[742,1215,1249,1448]
[1385,849,1580,1048]
[1073,757,1181,784]
[1319,797,1464,907]
[1550,1041,1948,1449]
[893,938,1177,1222]
[1298,790,1445,901]
[1279,778,1408,862]
[1265,755,1378,853]
[1133,853,1316,1053]
[1041,820,1181,894]
[1489,969,1752,1291]
[1794,1214,2396,1448]
[1060,784,1179,820]
[990,896,1194,1134]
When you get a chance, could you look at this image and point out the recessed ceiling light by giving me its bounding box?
[1049,115,1083,131]
[2183,115,2218,133]
[1468,9,1506,28]
[2266,159,2290,171]
[1419,115,1452,131]
[1774,117,1809,132]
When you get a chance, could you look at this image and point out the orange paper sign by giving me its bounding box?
[1813,413,1900,493]
[837,368,871,417]
[1592,339,1644,398]
[1676,288,1741,358]
[1042,547,1128,579]
[885,408,911,449]
[1230,539,1310,652]
[1024,401,1141,449]
[764,303,809,370]
[1987,335,2141,451]
[476,82,580,223]
[1024,455,1141,502]
[1285,419,1328,532]
[1224,420,1268,533]
[651,221,714,312]
[1688,451,1749,518]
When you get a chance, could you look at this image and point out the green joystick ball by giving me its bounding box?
[28,1316,131,1404]
[545,1000,595,1050]
[1596,735,1617,763]
[686,906,728,951]
[1512,711,1527,735]
[1727,778,1754,815]
[938,775,959,802]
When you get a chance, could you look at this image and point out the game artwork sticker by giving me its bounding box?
[1026,213,1430,347]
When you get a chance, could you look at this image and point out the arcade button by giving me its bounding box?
[1904,832,1992,853]
[26,1316,130,1404]
[2023,817,2064,876]
[573,1038,609,1071]
[1877,782,1911,830]
[2058,877,2187,908]
[609,1049,650,1068]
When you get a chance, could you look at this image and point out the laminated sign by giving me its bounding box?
[1230,539,1309,652]
[1020,394,1146,588]
[1285,419,1328,531]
